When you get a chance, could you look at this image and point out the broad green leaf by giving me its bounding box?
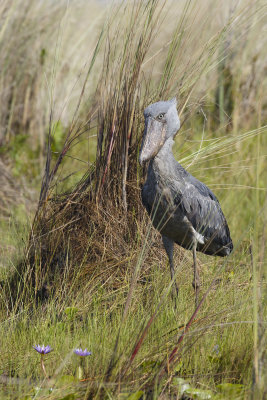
[118,391,144,400]
[216,383,244,395]
[183,387,213,399]
[127,391,144,400]
[172,377,191,394]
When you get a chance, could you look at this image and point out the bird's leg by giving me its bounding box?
[192,242,200,308]
[162,236,179,300]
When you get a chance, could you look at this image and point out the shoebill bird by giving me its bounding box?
[139,98,233,306]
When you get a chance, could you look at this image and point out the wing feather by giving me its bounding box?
[172,167,233,255]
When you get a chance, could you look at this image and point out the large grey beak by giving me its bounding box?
[139,117,166,166]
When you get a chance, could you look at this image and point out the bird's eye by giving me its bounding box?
[157,113,165,120]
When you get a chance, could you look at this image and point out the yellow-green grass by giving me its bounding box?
[0,122,265,399]
[0,0,266,398]
[0,246,257,398]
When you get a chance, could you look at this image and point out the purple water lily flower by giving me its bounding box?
[33,344,53,355]
[74,348,91,357]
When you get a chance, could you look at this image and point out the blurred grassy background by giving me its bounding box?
[0,0,266,399]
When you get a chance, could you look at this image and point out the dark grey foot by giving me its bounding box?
[174,280,179,296]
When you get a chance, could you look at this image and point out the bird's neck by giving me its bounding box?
[157,137,174,156]
[155,137,175,164]
[150,137,176,178]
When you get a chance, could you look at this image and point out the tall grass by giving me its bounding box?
[0,0,266,398]
[0,0,105,147]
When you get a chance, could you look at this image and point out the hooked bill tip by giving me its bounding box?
[139,156,145,167]
[139,152,148,166]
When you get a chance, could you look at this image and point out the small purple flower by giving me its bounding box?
[74,348,91,357]
[33,344,53,355]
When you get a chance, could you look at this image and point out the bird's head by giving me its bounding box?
[139,97,180,166]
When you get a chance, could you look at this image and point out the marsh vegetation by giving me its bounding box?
[0,0,266,399]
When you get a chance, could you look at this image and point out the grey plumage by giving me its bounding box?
[139,98,233,304]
